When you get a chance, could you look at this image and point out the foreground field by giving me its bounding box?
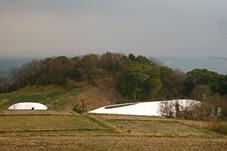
[1,135,227,151]
[0,112,227,151]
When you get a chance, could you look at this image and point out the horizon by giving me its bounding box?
[1,54,227,75]
[1,53,227,58]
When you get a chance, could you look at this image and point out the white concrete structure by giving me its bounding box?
[89,99,198,116]
[8,102,48,110]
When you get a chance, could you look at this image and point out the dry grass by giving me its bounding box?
[106,119,215,137]
[0,114,112,134]
[76,77,124,110]
[0,110,74,115]
[94,114,169,121]
[0,113,226,150]
[0,135,227,151]
[95,114,225,137]
[177,119,227,135]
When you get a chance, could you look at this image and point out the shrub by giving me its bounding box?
[72,100,86,114]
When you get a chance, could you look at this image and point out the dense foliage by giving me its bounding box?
[117,54,161,100]
[1,52,227,105]
[181,69,227,98]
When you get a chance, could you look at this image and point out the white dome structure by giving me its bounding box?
[89,99,198,116]
[8,102,48,110]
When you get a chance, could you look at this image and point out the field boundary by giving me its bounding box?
[83,114,123,134]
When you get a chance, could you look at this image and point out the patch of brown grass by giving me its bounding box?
[0,136,227,151]
[178,119,227,135]
[74,77,124,110]
[107,119,215,137]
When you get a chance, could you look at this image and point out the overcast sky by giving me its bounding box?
[0,0,227,57]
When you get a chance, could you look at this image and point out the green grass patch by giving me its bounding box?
[0,91,61,108]
[6,91,60,102]
[0,85,79,110]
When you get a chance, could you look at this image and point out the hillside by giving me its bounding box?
[0,77,124,110]
[0,53,227,118]
[1,53,225,101]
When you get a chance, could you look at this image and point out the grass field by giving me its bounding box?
[0,112,114,135]
[0,85,79,110]
[0,79,121,111]
[1,136,227,151]
[106,120,212,136]
[177,119,227,135]
[0,112,227,150]
[96,115,220,137]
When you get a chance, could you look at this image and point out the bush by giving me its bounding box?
[72,100,86,114]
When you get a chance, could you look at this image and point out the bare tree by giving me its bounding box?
[158,101,175,117]
[9,60,41,89]
[0,72,9,92]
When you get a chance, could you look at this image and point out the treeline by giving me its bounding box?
[1,52,227,103]
[0,52,122,92]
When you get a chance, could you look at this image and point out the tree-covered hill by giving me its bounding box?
[0,52,227,115]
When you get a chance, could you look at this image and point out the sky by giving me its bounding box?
[0,0,227,57]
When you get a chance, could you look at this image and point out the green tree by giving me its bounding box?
[36,56,73,86]
[182,69,222,96]
[117,55,161,100]
[80,54,101,85]
[157,67,185,100]
[99,52,122,72]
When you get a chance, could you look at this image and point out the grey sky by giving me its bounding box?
[0,0,227,57]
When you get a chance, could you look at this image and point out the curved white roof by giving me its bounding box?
[89,99,198,116]
[8,102,48,110]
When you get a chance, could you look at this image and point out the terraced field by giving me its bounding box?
[96,115,219,137]
[0,112,226,151]
[0,112,114,135]
[1,135,227,151]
